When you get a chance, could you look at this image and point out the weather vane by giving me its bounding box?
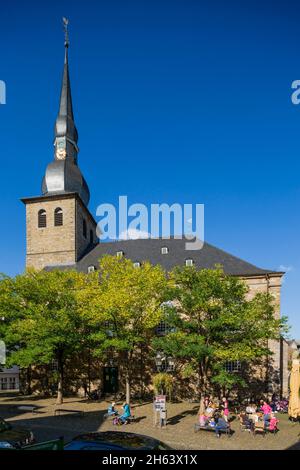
[63,17,69,47]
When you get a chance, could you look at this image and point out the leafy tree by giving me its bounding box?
[89,255,168,404]
[0,269,97,404]
[152,265,288,405]
[152,372,173,399]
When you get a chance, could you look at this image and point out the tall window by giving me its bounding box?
[54,208,63,226]
[90,229,93,245]
[38,209,46,228]
[155,320,174,336]
[83,219,87,238]
[224,360,242,373]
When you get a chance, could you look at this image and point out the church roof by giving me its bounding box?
[52,237,281,277]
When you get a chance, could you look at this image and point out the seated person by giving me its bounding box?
[107,401,118,416]
[260,401,272,427]
[205,404,215,417]
[214,413,230,437]
[199,413,208,427]
[119,402,131,424]
[208,417,216,428]
[246,403,257,414]
[267,413,279,432]
[240,412,254,431]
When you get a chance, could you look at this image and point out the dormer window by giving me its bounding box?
[161,247,169,255]
[38,209,47,228]
[133,262,141,268]
[87,266,96,273]
[54,208,63,226]
[116,251,124,258]
[185,259,194,267]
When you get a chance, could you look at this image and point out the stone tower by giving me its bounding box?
[21,21,97,270]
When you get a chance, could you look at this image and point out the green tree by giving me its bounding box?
[152,265,288,404]
[0,269,97,404]
[89,255,168,404]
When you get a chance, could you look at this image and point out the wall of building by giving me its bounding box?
[243,274,285,396]
[75,198,98,262]
[0,366,19,391]
[25,197,77,270]
[24,195,98,270]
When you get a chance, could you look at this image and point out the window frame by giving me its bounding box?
[185,258,194,267]
[54,207,63,227]
[38,209,47,228]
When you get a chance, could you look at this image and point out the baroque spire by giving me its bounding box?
[54,17,78,162]
[41,18,90,206]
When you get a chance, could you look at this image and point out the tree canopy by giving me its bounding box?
[152,265,288,399]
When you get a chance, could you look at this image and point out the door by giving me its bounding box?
[103,367,118,394]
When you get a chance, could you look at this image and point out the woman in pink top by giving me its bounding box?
[261,401,272,427]
[221,397,229,422]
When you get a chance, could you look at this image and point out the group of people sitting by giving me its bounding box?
[197,397,231,437]
[106,401,132,425]
[239,400,279,433]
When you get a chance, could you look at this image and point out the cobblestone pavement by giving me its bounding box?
[0,394,299,450]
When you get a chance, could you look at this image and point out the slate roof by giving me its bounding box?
[63,237,282,277]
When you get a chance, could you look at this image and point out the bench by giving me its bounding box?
[54,408,84,417]
[17,405,37,414]
[194,423,231,436]
[253,425,278,437]
[113,415,136,425]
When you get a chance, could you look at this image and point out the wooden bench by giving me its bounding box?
[17,405,37,414]
[54,408,84,417]
[194,423,231,436]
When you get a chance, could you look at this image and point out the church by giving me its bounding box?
[18,28,289,399]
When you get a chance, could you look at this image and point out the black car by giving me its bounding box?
[64,431,172,450]
[0,417,35,449]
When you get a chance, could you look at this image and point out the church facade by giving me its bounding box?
[20,33,289,399]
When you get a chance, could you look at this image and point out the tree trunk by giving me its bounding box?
[26,366,32,395]
[125,372,130,405]
[56,354,64,405]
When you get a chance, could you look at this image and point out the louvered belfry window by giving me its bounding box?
[54,208,63,226]
[38,209,47,228]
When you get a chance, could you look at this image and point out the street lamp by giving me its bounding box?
[155,352,175,373]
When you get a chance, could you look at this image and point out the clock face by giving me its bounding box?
[56,148,66,160]
[55,138,66,160]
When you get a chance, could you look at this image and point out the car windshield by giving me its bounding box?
[0,418,11,433]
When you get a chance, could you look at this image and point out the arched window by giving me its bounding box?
[83,219,87,238]
[90,229,93,245]
[38,209,47,228]
[54,208,63,226]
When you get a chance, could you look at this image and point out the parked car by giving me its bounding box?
[64,431,172,450]
[0,417,35,449]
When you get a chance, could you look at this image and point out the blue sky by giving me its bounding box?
[0,0,299,337]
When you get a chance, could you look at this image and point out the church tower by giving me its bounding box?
[22,19,97,270]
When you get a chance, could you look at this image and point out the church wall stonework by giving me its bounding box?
[75,198,98,262]
[25,196,76,270]
[242,274,285,396]
[23,194,97,270]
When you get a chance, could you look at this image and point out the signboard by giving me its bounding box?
[154,395,166,411]
[153,395,167,427]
